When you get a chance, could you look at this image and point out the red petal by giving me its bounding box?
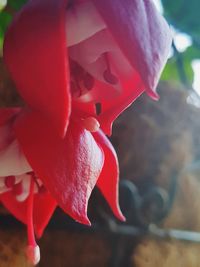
[93,0,172,95]
[97,72,144,135]
[0,191,57,237]
[3,0,71,137]
[0,108,21,126]
[93,130,125,221]
[14,111,104,225]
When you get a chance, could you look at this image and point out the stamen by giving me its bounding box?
[26,245,40,266]
[26,178,40,265]
[83,117,100,132]
[103,53,119,85]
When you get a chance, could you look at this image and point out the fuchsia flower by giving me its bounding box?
[0,0,172,264]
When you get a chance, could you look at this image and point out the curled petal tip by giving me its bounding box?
[116,211,126,222]
[110,202,126,222]
[26,245,40,266]
[146,89,160,101]
[100,121,113,136]
[75,215,91,226]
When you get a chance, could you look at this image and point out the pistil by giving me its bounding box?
[26,177,40,265]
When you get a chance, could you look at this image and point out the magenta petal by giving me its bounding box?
[14,111,104,225]
[93,130,125,221]
[3,0,71,137]
[0,191,57,237]
[93,0,172,94]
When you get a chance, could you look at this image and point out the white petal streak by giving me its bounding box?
[69,30,116,65]
[66,1,106,46]
[0,139,32,176]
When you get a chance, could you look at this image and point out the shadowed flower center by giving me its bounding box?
[66,1,133,102]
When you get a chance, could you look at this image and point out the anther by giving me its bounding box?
[26,245,40,265]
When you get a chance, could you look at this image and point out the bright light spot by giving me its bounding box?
[187,60,200,108]
[152,3,191,54]
[0,0,7,11]
[174,32,192,52]
[192,60,200,95]
[152,0,163,13]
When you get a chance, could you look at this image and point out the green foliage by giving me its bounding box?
[161,0,200,87]
[0,11,11,51]
[183,46,200,62]
[0,0,27,51]
[161,45,200,84]
[7,0,27,11]
[0,0,7,12]
[161,56,194,83]
[162,0,200,38]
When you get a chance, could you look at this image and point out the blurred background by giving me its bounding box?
[1,1,200,267]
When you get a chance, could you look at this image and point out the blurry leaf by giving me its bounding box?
[162,0,200,37]
[183,46,200,61]
[0,11,12,32]
[0,11,12,51]
[7,0,27,10]
[161,56,194,83]
[0,0,7,12]
[0,0,27,52]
